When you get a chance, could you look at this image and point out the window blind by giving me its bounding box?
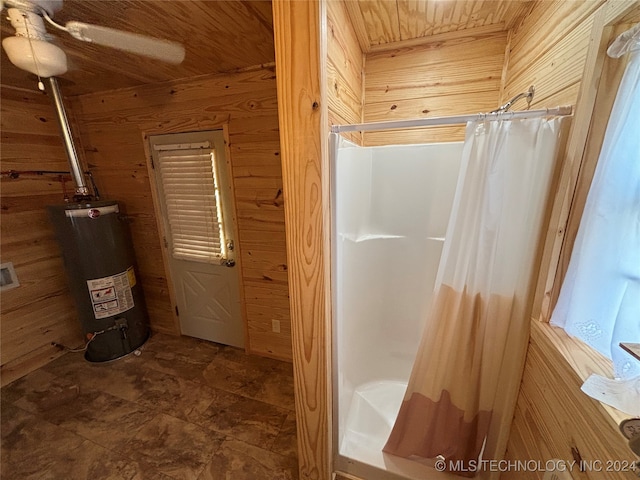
[157,146,227,263]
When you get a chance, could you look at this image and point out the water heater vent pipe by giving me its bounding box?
[47,76,91,200]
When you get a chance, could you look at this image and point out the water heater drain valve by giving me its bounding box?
[114,317,129,339]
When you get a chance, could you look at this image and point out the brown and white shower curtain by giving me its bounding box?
[383,116,567,475]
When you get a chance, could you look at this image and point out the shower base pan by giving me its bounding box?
[340,381,451,480]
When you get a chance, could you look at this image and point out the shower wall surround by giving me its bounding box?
[333,138,463,479]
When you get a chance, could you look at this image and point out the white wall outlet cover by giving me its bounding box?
[0,262,20,291]
[272,319,281,333]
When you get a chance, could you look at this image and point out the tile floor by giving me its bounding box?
[1,333,298,480]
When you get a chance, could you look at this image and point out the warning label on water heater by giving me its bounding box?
[87,267,136,319]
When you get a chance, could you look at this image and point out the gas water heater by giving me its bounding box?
[1,0,186,363]
[45,77,149,362]
[48,201,149,362]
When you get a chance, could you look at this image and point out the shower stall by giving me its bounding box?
[332,136,463,479]
[330,105,570,480]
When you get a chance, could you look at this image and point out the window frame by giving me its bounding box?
[532,4,640,324]
[148,130,235,268]
[154,143,229,264]
[529,2,640,426]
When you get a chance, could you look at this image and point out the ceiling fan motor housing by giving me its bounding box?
[2,5,68,77]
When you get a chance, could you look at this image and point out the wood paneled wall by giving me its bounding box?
[503,323,632,480]
[363,26,508,146]
[0,85,83,386]
[327,0,364,143]
[501,0,607,108]
[69,66,292,361]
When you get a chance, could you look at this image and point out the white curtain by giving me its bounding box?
[384,116,567,473]
[551,41,640,379]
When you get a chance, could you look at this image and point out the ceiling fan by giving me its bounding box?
[1,0,185,80]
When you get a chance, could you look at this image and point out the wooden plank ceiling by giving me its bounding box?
[0,0,536,96]
[346,0,536,51]
[0,0,275,96]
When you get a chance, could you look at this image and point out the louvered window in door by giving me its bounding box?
[154,141,228,263]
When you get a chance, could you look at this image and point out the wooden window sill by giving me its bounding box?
[531,319,630,426]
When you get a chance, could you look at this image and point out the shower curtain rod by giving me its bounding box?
[330,105,573,134]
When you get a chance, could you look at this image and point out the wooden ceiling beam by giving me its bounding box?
[368,22,507,54]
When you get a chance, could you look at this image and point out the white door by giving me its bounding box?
[150,130,244,347]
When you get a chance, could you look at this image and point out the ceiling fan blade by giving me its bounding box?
[65,21,185,64]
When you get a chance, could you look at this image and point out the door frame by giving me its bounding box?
[141,125,249,348]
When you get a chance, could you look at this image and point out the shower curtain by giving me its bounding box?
[383,116,567,474]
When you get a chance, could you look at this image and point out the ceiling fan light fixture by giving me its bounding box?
[2,0,185,81]
[2,35,68,77]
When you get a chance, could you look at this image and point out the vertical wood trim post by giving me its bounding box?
[272,1,332,479]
